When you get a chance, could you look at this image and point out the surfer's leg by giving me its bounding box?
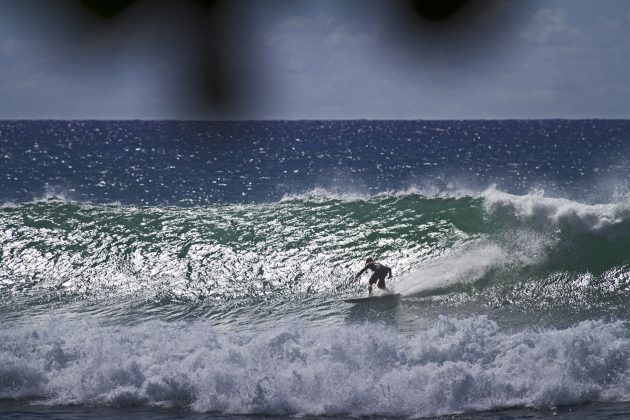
[377,274,387,290]
[368,273,378,295]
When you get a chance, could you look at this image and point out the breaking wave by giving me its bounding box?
[2,188,630,313]
[2,317,630,417]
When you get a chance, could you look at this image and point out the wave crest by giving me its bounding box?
[483,187,630,235]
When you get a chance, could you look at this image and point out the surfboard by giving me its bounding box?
[344,293,401,303]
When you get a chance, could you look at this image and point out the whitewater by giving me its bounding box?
[2,119,630,419]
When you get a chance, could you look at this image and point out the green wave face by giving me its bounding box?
[0,195,478,300]
[2,192,630,323]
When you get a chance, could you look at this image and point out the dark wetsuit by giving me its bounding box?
[356,262,392,289]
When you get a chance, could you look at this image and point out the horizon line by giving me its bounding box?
[1,117,630,122]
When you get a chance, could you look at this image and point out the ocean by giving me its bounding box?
[2,120,630,419]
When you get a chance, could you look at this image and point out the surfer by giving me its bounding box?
[355,257,392,296]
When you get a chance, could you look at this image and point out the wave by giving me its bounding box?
[7,183,630,233]
[395,238,544,297]
[1,317,630,417]
[483,187,630,235]
[2,189,630,317]
[282,185,630,229]
[280,185,477,202]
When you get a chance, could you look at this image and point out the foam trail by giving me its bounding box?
[395,243,507,296]
[394,226,553,297]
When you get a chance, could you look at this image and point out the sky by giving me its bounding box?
[1,0,630,120]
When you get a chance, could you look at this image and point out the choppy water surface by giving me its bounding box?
[2,120,630,419]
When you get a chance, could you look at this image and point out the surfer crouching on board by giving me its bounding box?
[355,257,392,296]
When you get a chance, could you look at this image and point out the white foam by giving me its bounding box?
[395,229,549,297]
[395,243,508,296]
[483,187,630,234]
[280,185,479,202]
[280,187,368,202]
[2,317,630,417]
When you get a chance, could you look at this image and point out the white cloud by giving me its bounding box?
[522,8,583,44]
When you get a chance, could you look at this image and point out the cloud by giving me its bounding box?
[522,8,583,44]
[1,0,630,119]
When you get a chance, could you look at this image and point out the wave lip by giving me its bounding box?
[2,317,630,417]
[280,185,480,202]
[483,187,630,235]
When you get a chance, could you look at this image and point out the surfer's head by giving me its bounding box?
[365,257,373,264]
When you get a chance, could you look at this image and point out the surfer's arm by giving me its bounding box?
[388,267,392,278]
[355,266,369,278]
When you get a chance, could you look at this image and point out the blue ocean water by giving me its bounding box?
[2,120,629,205]
[2,120,630,419]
